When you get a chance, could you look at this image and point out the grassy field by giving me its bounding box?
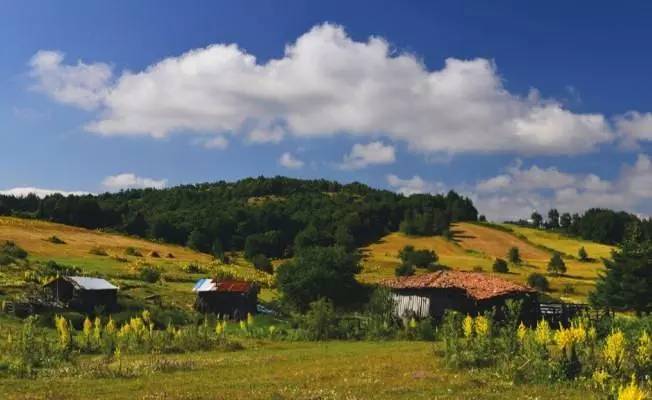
[0,340,592,400]
[361,222,608,302]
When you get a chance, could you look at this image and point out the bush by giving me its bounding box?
[46,236,66,244]
[527,273,549,291]
[252,254,273,274]
[302,298,339,340]
[0,254,13,266]
[0,241,27,259]
[578,247,589,262]
[492,258,509,273]
[124,247,142,257]
[398,245,438,268]
[40,260,82,277]
[89,247,108,256]
[508,247,521,264]
[137,265,161,283]
[395,262,415,277]
[181,263,206,274]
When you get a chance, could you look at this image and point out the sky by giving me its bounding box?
[2,0,652,221]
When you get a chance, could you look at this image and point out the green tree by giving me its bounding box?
[276,246,362,311]
[527,273,549,291]
[211,238,225,260]
[187,229,211,253]
[590,224,652,314]
[547,253,567,275]
[560,213,572,230]
[398,245,438,269]
[394,263,415,277]
[577,246,589,262]
[547,209,560,229]
[507,247,521,264]
[251,254,273,274]
[492,258,509,273]
[531,212,543,228]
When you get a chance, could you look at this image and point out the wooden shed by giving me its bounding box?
[192,278,258,320]
[385,271,538,323]
[43,276,119,313]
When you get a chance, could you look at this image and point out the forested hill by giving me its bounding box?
[0,176,477,258]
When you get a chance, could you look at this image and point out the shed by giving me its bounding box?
[43,276,119,313]
[193,278,258,320]
[385,271,538,323]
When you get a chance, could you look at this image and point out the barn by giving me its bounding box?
[385,271,538,322]
[43,276,119,313]
[193,278,258,320]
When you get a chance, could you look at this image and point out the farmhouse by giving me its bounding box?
[385,271,538,322]
[193,278,258,320]
[43,276,119,313]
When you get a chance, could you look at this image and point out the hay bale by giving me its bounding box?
[166,252,175,259]
[148,250,160,258]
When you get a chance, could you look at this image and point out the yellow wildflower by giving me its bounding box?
[105,317,116,335]
[603,330,627,367]
[408,318,418,330]
[555,327,574,351]
[93,317,102,341]
[142,309,151,323]
[592,369,609,390]
[635,331,651,367]
[569,321,587,345]
[83,317,93,338]
[534,319,551,346]
[247,312,255,327]
[269,325,276,336]
[463,315,474,338]
[215,321,223,335]
[240,320,247,331]
[618,376,647,400]
[517,322,527,342]
[54,315,71,348]
[474,315,490,337]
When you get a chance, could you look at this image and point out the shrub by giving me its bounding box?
[302,298,339,340]
[508,247,521,264]
[46,236,66,244]
[40,260,82,277]
[137,264,161,283]
[252,254,273,274]
[578,247,589,262]
[398,245,438,268]
[547,253,567,275]
[124,247,142,257]
[0,241,27,259]
[395,262,415,277]
[89,247,108,256]
[181,263,206,274]
[492,258,509,273]
[0,254,13,266]
[527,273,549,291]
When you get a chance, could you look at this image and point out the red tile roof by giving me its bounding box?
[214,280,253,293]
[385,270,534,300]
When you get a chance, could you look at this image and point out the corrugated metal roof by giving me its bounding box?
[192,278,252,293]
[67,276,118,291]
[385,271,533,300]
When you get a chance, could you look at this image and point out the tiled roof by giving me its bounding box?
[385,270,534,300]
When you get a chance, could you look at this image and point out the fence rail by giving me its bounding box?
[538,302,613,327]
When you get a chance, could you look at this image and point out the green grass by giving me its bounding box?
[0,340,594,399]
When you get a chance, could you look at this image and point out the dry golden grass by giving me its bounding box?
[361,222,607,302]
[0,216,212,274]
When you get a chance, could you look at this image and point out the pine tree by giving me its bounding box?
[547,253,566,275]
[590,223,652,315]
[578,246,589,262]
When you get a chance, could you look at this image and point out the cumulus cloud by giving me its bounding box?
[386,174,444,195]
[614,111,652,148]
[195,135,229,149]
[471,154,652,220]
[31,24,622,155]
[0,187,89,198]
[102,173,167,191]
[279,152,304,169]
[340,141,395,169]
[29,50,112,110]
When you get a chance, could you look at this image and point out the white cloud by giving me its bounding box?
[614,111,652,147]
[471,154,652,221]
[247,126,285,144]
[196,135,229,149]
[102,173,167,191]
[0,187,89,198]
[29,50,112,110]
[279,152,304,169]
[386,174,444,195]
[31,24,620,155]
[340,141,395,169]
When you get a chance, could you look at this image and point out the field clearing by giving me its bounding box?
[362,223,606,302]
[502,224,616,260]
[0,341,592,400]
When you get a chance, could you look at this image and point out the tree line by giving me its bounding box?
[0,176,478,260]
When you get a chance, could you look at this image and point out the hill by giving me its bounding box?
[361,222,612,301]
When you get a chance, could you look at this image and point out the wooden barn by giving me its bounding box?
[192,278,258,320]
[385,271,538,323]
[43,276,119,313]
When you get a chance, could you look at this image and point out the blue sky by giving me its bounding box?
[2,1,652,220]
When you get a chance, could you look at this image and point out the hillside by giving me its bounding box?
[362,222,611,301]
[0,217,272,310]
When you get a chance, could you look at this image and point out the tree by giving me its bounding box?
[527,273,550,291]
[394,262,415,277]
[590,225,652,314]
[578,246,589,262]
[245,230,283,259]
[507,247,521,264]
[276,246,362,311]
[187,229,211,253]
[560,213,572,230]
[492,258,509,273]
[398,245,438,269]
[547,253,567,275]
[547,209,560,229]
[252,254,273,274]
[333,225,355,251]
[478,215,487,222]
[211,238,225,260]
[531,212,543,228]
[125,212,148,237]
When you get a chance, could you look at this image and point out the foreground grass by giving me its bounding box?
[0,341,592,400]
